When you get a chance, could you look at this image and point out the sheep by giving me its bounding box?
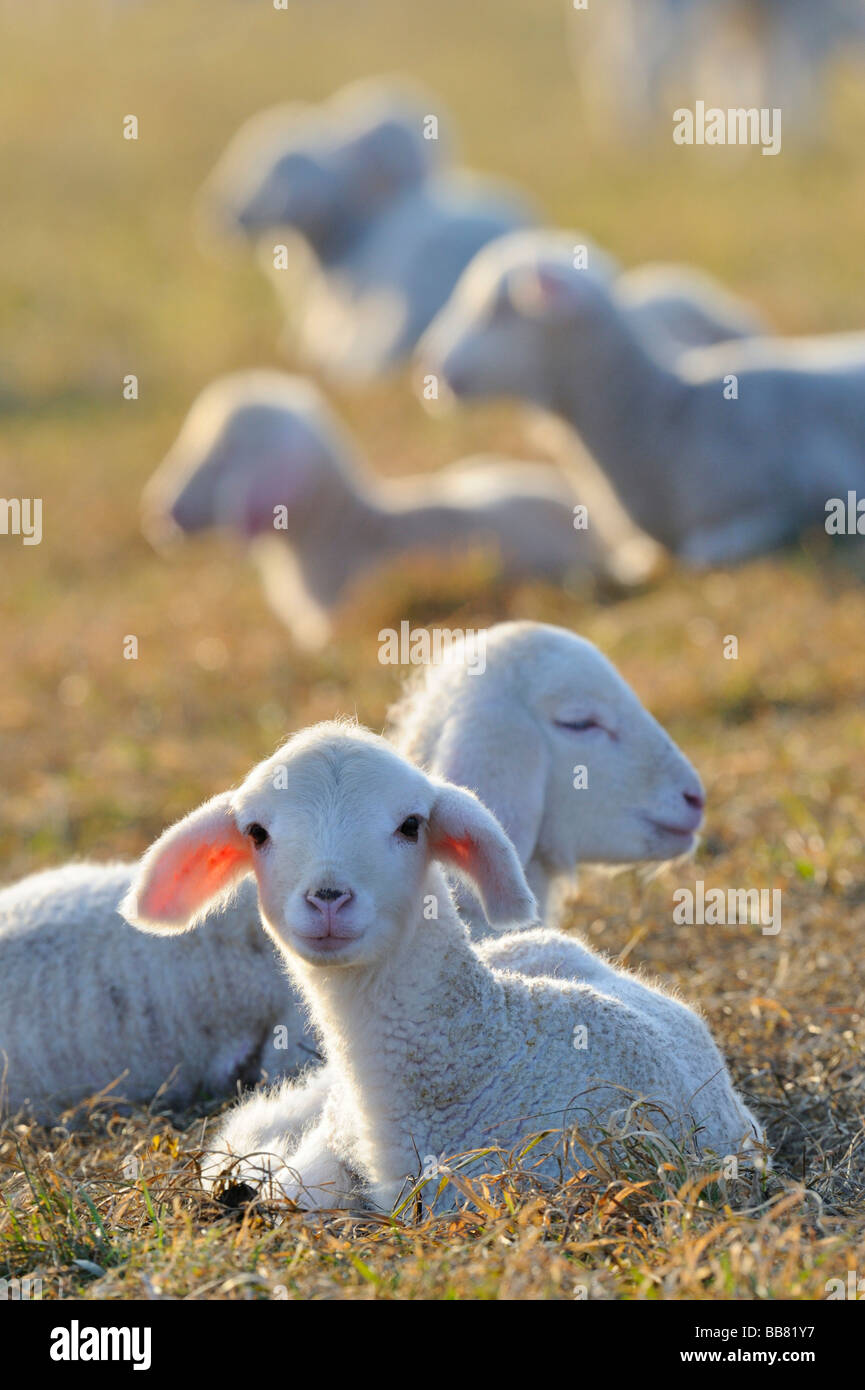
[571,0,865,135]
[142,371,610,651]
[388,620,705,937]
[419,230,865,567]
[209,622,709,1176]
[615,263,768,355]
[0,621,701,1123]
[116,721,760,1211]
[0,866,313,1123]
[203,79,536,379]
[206,82,762,378]
[203,80,447,244]
[209,916,766,1192]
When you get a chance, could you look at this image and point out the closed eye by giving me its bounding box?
[553,718,611,736]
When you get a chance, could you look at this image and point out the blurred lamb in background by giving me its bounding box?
[202,79,536,380]
[142,371,625,651]
[570,0,865,134]
[615,262,768,354]
[420,230,865,567]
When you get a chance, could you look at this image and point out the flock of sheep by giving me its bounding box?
[6,62,861,1213]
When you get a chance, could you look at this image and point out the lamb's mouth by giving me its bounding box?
[290,930,364,961]
[642,814,699,843]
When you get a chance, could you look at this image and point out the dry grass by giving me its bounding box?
[1,0,865,1300]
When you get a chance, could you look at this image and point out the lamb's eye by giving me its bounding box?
[554,718,601,733]
[397,816,421,841]
[246,822,270,848]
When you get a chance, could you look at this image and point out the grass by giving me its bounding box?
[1,0,865,1300]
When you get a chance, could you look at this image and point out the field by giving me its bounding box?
[1,0,864,1301]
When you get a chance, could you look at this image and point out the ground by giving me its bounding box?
[1,0,864,1300]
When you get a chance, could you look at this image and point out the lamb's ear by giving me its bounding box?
[432,700,549,867]
[428,780,537,929]
[507,249,615,321]
[120,793,253,935]
[507,264,585,321]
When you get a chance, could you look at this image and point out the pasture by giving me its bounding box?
[1,0,864,1300]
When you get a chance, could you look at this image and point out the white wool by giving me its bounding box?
[0,866,313,1122]
[143,371,608,651]
[421,229,865,566]
[202,79,535,377]
[0,623,702,1123]
[121,722,760,1211]
[387,620,705,935]
[616,263,768,354]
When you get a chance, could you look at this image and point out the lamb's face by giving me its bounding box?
[202,104,345,241]
[507,630,705,868]
[233,732,440,969]
[122,722,536,952]
[418,248,551,405]
[143,384,333,542]
[419,237,616,407]
[417,624,704,877]
[235,147,341,238]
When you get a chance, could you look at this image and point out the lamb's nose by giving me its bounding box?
[680,788,705,832]
[307,888,353,915]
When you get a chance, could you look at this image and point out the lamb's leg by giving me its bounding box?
[202,1064,335,1194]
[272,1123,356,1210]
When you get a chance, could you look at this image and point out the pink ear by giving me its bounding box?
[121,793,253,934]
[508,264,584,321]
[428,781,537,929]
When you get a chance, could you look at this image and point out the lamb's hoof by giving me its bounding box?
[218,1181,258,1210]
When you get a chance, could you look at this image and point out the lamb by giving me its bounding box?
[212,625,709,1176]
[419,230,865,566]
[615,262,768,355]
[0,622,702,1123]
[203,81,447,242]
[388,621,705,936]
[571,0,865,134]
[142,372,609,650]
[0,866,311,1123]
[203,79,535,379]
[117,722,760,1211]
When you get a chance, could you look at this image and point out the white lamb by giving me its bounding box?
[0,867,309,1123]
[118,723,760,1211]
[615,263,768,355]
[142,372,608,650]
[420,230,865,567]
[212,621,709,1181]
[0,622,702,1122]
[389,621,704,936]
[203,79,535,379]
